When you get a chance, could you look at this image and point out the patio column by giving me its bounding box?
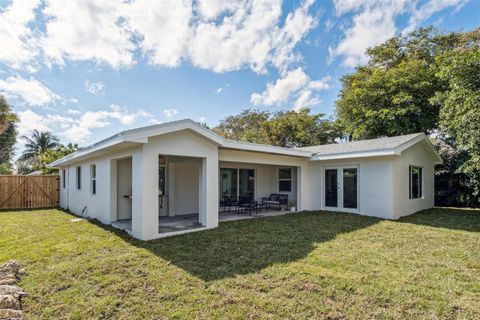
[131,148,158,240]
[200,155,218,228]
[296,165,309,211]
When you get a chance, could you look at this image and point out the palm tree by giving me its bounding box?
[18,130,60,162]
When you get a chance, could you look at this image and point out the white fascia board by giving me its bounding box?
[48,119,222,168]
[221,140,313,157]
[310,149,396,161]
[49,136,146,168]
[123,119,223,145]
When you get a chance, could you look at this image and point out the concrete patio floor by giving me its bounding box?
[111,210,293,235]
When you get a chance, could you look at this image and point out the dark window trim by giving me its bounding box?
[278,168,292,192]
[409,166,423,199]
[76,166,82,190]
[90,164,97,195]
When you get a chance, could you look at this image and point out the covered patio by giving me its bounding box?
[112,209,292,236]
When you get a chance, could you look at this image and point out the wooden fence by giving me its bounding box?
[0,175,59,210]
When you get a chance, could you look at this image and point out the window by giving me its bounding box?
[90,164,96,195]
[409,166,423,199]
[76,166,81,190]
[278,168,292,192]
[62,169,66,189]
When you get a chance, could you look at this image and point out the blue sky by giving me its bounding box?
[0,0,478,154]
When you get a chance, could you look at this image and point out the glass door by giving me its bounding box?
[325,169,338,207]
[342,168,358,209]
[239,169,255,201]
[158,156,168,216]
[324,167,358,211]
[220,168,238,199]
[219,168,255,202]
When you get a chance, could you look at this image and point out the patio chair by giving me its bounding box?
[238,200,262,215]
[222,196,238,212]
[237,196,251,213]
[262,193,288,211]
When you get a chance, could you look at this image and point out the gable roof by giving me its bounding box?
[49,119,312,167]
[49,119,442,167]
[302,133,442,163]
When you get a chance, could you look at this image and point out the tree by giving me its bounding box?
[263,109,341,147]
[212,109,270,143]
[38,143,80,174]
[213,108,341,148]
[336,28,451,140]
[434,136,478,207]
[17,130,61,173]
[434,29,480,198]
[335,27,480,207]
[0,95,18,174]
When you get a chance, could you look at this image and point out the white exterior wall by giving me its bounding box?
[58,147,140,225]
[57,129,437,240]
[133,130,219,240]
[308,157,395,219]
[171,157,201,215]
[392,142,435,218]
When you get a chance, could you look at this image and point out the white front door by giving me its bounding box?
[324,166,359,212]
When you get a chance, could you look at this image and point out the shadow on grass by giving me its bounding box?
[87,211,379,281]
[398,207,480,232]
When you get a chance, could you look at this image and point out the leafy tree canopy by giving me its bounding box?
[336,27,479,140]
[213,108,341,148]
[434,29,480,196]
[0,95,18,174]
[16,130,80,175]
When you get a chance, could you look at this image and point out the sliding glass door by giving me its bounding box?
[324,166,358,212]
[220,168,255,201]
[220,169,237,199]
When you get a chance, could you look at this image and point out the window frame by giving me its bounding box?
[76,166,82,190]
[90,164,97,195]
[278,168,292,192]
[409,165,423,199]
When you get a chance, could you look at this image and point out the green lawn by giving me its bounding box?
[0,208,479,319]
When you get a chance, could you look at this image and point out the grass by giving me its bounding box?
[0,208,479,319]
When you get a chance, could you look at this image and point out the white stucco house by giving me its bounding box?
[50,119,442,240]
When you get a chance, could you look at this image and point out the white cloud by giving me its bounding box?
[84,80,105,95]
[1,0,318,74]
[189,0,317,73]
[125,0,192,67]
[405,0,467,33]
[251,67,331,110]
[17,105,151,144]
[16,109,51,138]
[67,109,81,115]
[0,0,40,71]
[163,108,178,118]
[308,76,332,90]
[63,105,150,142]
[41,0,135,69]
[251,68,309,106]
[292,89,321,111]
[330,1,408,67]
[0,76,59,106]
[330,0,466,67]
